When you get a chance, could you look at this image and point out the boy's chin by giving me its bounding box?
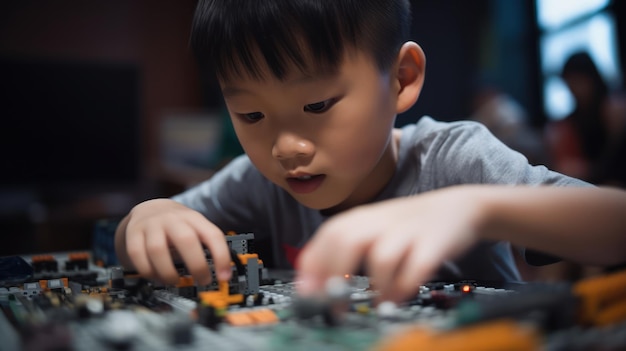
[293,195,353,216]
[291,194,344,212]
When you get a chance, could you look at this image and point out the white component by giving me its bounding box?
[376,301,398,318]
[325,276,349,299]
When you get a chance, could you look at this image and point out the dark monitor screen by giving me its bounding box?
[0,57,141,188]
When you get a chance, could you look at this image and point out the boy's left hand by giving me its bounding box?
[295,187,487,302]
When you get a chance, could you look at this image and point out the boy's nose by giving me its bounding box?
[271,132,315,161]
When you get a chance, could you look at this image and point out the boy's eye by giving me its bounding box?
[240,111,265,123]
[304,98,336,113]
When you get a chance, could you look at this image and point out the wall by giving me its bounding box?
[0,0,204,253]
[0,0,203,177]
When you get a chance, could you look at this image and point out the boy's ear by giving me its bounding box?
[393,41,426,114]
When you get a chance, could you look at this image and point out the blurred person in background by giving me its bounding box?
[595,89,626,187]
[545,51,612,184]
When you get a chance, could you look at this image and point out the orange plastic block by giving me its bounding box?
[237,253,259,265]
[375,319,541,351]
[198,281,244,307]
[225,311,255,326]
[177,276,195,287]
[248,309,279,324]
[574,269,626,326]
[31,255,55,263]
[225,309,279,326]
[68,252,90,261]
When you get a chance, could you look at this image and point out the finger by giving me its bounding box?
[390,244,443,302]
[366,233,411,300]
[188,214,231,282]
[144,226,179,285]
[296,219,372,295]
[125,228,155,279]
[166,223,213,286]
[293,245,325,294]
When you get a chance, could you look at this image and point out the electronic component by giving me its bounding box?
[1,233,626,351]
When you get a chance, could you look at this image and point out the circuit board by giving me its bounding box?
[1,233,625,351]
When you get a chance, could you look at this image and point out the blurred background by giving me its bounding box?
[0,0,624,279]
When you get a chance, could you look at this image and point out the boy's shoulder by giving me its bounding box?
[403,116,491,143]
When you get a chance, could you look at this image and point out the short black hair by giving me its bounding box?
[190,0,411,81]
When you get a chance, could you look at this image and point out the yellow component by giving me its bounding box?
[574,269,626,326]
[191,300,227,321]
[85,287,109,295]
[226,231,237,236]
[45,292,61,307]
[375,319,541,351]
[215,305,228,318]
[354,303,370,314]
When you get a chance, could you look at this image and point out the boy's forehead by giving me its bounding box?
[219,65,338,87]
[219,69,340,99]
[218,51,343,86]
[217,45,375,86]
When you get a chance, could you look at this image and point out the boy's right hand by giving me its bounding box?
[115,198,232,286]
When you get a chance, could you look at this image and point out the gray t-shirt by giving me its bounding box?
[172,116,590,283]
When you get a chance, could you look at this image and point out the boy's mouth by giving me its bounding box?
[286,174,326,194]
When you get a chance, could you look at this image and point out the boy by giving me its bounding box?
[115,0,626,303]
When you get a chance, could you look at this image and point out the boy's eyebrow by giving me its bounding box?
[221,71,337,98]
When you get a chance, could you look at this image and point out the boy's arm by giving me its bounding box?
[481,186,626,265]
[296,185,626,301]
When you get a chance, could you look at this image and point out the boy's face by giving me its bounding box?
[220,50,399,211]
